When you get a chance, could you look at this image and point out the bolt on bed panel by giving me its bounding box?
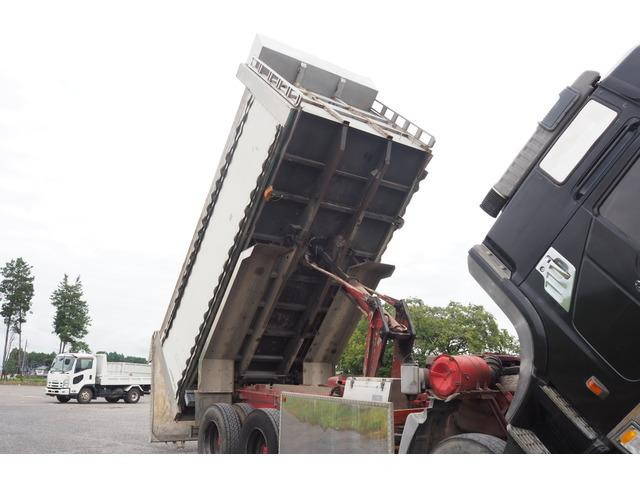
[249,35,378,111]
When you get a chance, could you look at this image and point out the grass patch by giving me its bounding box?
[0,376,47,386]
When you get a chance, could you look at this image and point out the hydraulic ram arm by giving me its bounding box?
[305,257,415,377]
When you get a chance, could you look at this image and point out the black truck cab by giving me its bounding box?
[470,46,640,453]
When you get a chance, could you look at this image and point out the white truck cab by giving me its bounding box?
[46,353,151,404]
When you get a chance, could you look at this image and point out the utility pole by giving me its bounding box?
[17,311,23,376]
[22,339,28,376]
[1,319,8,379]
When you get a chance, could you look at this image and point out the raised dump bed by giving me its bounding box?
[151,36,434,441]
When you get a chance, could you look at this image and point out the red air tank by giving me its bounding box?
[428,355,493,398]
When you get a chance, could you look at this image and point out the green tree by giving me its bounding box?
[337,299,519,376]
[26,351,57,369]
[96,351,147,364]
[3,350,56,374]
[70,340,91,353]
[50,274,91,353]
[1,258,35,377]
[3,348,20,375]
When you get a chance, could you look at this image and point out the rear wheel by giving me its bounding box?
[232,403,255,425]
[240,408,280,454]
[124,388,141,404]
[431,433,506,454]
[106,396,120,403]
[198,403,242,454]
[77,387,93,404]
[56,395,70,403]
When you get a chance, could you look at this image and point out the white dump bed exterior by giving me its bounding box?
[160,90,280,392]
[95,353,151,386]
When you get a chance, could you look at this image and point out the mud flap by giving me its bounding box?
[150,331,196,443]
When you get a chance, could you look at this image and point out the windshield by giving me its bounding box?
[50,356,75,373]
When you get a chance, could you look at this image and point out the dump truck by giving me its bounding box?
[46,353,151,404]
[151,37,639,454]
[471,46,640,454]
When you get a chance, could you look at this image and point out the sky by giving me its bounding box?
[1,0,638,361]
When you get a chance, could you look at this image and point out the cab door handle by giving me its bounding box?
[549,258,571,279]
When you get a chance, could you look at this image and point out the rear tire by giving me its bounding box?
[106,396,120,403]
[124,388,141,404]
[239,408,280,454]
[232,403,255,425]
[56,395,70,403]
[77,387,93,404]
[431,433,506,454]
[198,403,242,454]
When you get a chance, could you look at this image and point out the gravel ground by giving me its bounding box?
[0,384,197,453]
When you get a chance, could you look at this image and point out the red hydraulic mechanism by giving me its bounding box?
[305,255,415,378]
[428,354,494,398]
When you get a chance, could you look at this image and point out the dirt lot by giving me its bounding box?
[0,384,197,453]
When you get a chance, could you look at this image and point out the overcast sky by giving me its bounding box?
[1,1,638,360]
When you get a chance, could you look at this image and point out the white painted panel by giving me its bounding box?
[162,96,282,392]
[97,362,151,385]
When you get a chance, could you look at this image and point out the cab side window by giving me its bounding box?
[600,158,640,245]
[539,100,617,182]
[75,358,93,373]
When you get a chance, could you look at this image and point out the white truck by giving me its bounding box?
[46,353,151,404]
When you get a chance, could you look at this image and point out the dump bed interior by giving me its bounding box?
[156,36,434,410]
[236,111,429,381]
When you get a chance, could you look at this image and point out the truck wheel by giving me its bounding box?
[124,388,141,404]
[106,396,120,403]
[232,403,255,425]
[56,395,70,403]
[198,403,242,454]
[77,387,93,404]
[431,433,506,453]
[240,408,280,454]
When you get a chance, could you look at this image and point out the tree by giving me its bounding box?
[96,351,148,364]
[26,351,57,369]
[1,258,35,377]
[337,299,519,376]
[3,348,21,375]
[70,340,91,353]
[50,274,91,353]
[3,349,56,375]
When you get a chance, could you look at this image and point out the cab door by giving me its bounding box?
[71,357,95,392]
[574,151,640,381]
[521,114,640,438]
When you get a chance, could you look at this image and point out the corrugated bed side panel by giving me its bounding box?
[160,91,284,394]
